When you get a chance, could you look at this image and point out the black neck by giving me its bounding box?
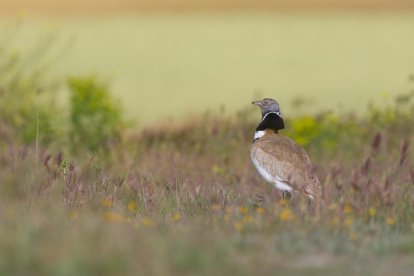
[256,112,285,132]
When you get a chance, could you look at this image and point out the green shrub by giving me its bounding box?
[0,29,60,146]
[68,76,124,153]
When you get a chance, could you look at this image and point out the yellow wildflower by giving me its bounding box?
[343,204,352,214]
[279,208,294,221]
[344,216,353,227]
[212,165,225,175]
[141,217,155,227]
[103,212,128,223]
[69,210,78,220]
[172,212,182,222]
[386,217,396,225]
[101,198,112,208]
[349,232,358,241]
[212,165,219,172]
[328,203,337,211]
[243,215,254,223]
[279,199,289,207]
[256,207,265,215]
[233,221,243,231]
[127,201,137,212]
[239,207,249,214]
[368,207,377,217]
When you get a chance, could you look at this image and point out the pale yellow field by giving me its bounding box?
[2,13,414,125]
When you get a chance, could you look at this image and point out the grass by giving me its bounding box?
[1,97,414,274]
[2,13,414,125]
[2,10,414,275]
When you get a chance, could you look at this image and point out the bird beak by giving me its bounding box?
[252,100,261,106]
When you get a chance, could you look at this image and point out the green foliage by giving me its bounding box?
[68,76,124,153]
[368,90,414,130]
[284,112,363,159]
[0,28,62,146]
[282,90,414,159]
[0,27,126,154]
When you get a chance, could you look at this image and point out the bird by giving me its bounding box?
[250,98,322,201]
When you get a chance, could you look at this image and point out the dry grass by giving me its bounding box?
[1,102,414,274]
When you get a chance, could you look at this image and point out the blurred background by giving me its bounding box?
[2,3,414,274]
[1,0,414,126]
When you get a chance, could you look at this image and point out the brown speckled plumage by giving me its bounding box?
[251,98,322,201]
[251,130,322,200]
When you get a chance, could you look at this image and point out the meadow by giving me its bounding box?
[1,72,414,274]
[1,10,414,275]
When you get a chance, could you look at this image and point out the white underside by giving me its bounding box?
[254,131,266,140]
[274,179,294,192]
[251,156,293,192]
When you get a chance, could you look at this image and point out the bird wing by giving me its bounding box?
[251,135,314,191]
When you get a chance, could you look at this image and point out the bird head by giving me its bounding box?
[252,98,281,117]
